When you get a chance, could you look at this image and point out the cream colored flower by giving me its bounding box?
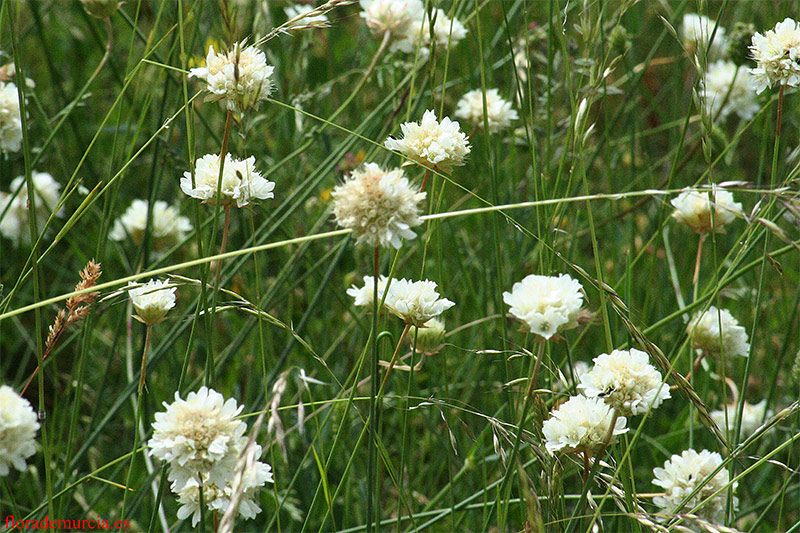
[109,199,193,257]
[0,172,63,246]
[382,278,455,326]
[578,348,671,416]
[331,163,426,249]
[542,395,628,454]
[670,185,743,233]
[411,318,446,355]
[189,43,275,112]
[181,153,275,208]
[285,4,329,28]
[687,306,750,357]
[385,109,470,172]
[503,274,584,340]
[454,89,518,133]
[0,81,22,153]
[359,0,423,36]
[395,8,467,55]
[347,275,390,307]
[701,60,759,120]
[711,400,771,439]
[652,448,737,525]
[681,13,728,59]
[749,18,800,93]
[0,385,40,476]
[127,279,177,325]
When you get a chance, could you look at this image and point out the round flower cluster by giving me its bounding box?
[542,395,628,454]
[670,185,743,233]
[0,81,22,153]
[189,43,275,112]
[331,162,426,249]
[384,109,471,172]
[0,172,63,246]
[127,279,177,326]
[347,275,389,308]
[395,9,468,55]
[411,318,446,355]
[359,0,423,36]
[687,306,750,357]
[0,385,40,476]
[181,153,275,208]
[148,387,273,525]
[711,400,771,440]
[749,18,800,94]
[578,348,671,417]
[454,88,518,133]
[701,60,759,121]
[652,448,737,525]
[681,13,728,59]
[109,199,193,257]
[503,273,584,340]
[284,4,329,28]
[382,278,455,326]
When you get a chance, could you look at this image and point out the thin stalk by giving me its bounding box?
[366,245,381,533]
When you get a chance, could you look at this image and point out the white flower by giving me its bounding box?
[670,185,743,233]
[687,306,750,357]
[127,279,177,325]
[0,172,63,246]
[749,18,800,94]
[711,400,771,439]
[701,60,759,120]
[652,448,737,524]
[681,13,728,59]
[578,348,671,416]
[385,109,471,172]
[149,387,247,491]
[0,385,40,476]
[382,278,455,326]
[189,43,275,112]
[411,317,446,355]
[285,4,329,27]
[394,8,468,55]
[174,449,273,526]
[347,275,390,307]
[181,153,275,208]
[359,0,423,36]
[109,199,193,257]
[331,162,426,249]
[454,88,518,133]
[542,395,628,454]
[0,81,22,153]
[503,274,584,340]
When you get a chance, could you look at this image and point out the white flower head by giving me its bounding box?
[0,172,63,246]
[503,274,584,340]
[394,8,468,56]
[148,387,248,491]
[189,43,275,112]
[347,275,390,307]
[652,448,737,524]
[109,199,193,257]
[331,162,426,249]
[384,109,471,172]
[0,81,22,153]
[681,13,728,59]
[701,60,759,120]
[181,153,275,208]
[542,395,628,454]
[411,317,446,355]
[711,400,771,440]
[382,278,455,326]
[749,18,800,94]
[359,0,423,36]
[670,185,743,233]
[285,4,329,28]
[687,306,750,357]
[127,279,177,325]
[454,89,518,133]
[578,348,671,416]
[0,385,40,476]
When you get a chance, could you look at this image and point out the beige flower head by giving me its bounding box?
[384,109,470,172]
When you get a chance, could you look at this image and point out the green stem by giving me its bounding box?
[123,324,153,517]
[366,245,380,533]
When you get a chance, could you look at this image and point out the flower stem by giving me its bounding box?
[692,232,706,298]
[420,169,432,192]
[776,84,786,140]
[366,245,380,533]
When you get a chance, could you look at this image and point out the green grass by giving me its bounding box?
[1,0,799,531]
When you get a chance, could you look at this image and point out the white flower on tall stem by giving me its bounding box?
[127,279,177,326]
[652,448,737,525]
[749,18,800,94]
[181,153,275,208]
[394,8,467,55]
[670,185,743,233]
[347,275,390,307]
[681,13,728,59]
[189,42,275,112]
[331,163,425,249]
[503,273,585,340]
[359,0,423,37]
[710,400,772,439]
[0,172,63,246]
[687,306,750,357]
[542,395,628,455]
[0,385,40,476]
[381,278,455,327]
[454,88,518,133]
[701,60,759,120]
[0,81,22,153]
[109,199,193,257]
[284,4,329,28]
[578,348,671,416]
[384,109,470,172]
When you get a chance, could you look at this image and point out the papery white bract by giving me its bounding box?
[181,153,275,208]
[0,385,40,476]
[384,109,470,172]
[503,274,584,340]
